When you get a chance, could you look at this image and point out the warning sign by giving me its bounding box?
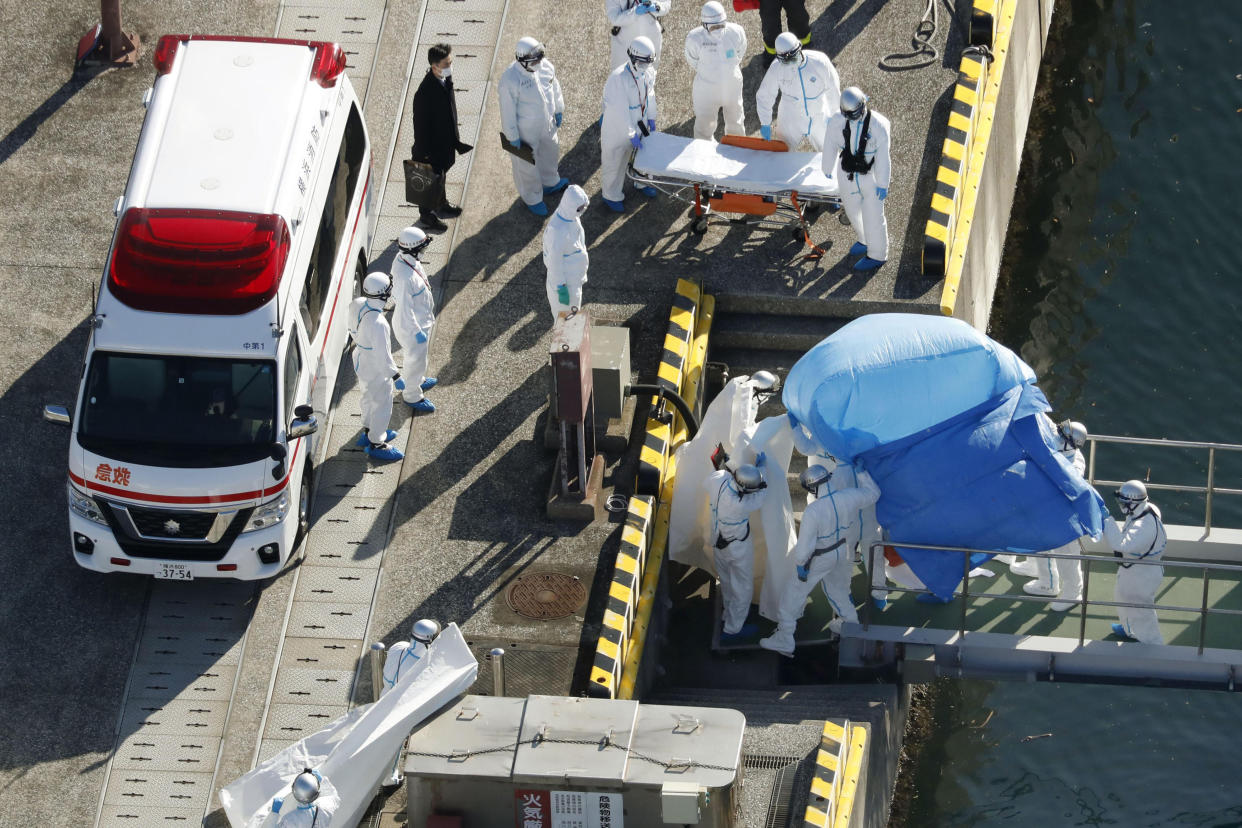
[514,789,624,828]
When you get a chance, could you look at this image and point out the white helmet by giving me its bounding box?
[701,1,726,26]
[774,32,802,63]
[1057,419,1088,451]
[1116,480,1148,516]
[799,464,832,495]
[628,36,656,70]
[733,463,764,493]
[750,370,779,393]
[291,768,322,805]
[412,618,442,645]
[516,36,544,70]
[398,225,431,258]
[362,271,392,301]
[841,86,868,120]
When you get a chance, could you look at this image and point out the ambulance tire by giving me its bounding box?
[293,461,314,553]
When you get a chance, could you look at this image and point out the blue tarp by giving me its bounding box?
[784,314,1106,599]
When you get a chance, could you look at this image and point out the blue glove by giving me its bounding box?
[755,451,766,467]
[554,112,563,128]
[876,186,888,201]
[509,137,523,149]
[646,118,656,133]
[272,798,284,814]
[630,134,642,150]
[635,2,651,13]
[393,375,406,391]
[556,283,570,306]
[415,331,428,344]
[796,565,809,582]
[760,124,772,141]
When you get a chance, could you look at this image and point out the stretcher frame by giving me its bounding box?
[627,134,843,259]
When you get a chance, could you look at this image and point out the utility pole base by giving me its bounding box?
[78,28,141,68]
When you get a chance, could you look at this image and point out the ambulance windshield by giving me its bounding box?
[78,352,277,467]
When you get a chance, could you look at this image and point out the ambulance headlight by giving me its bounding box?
[244,492,290,532]
[68,482,107,525]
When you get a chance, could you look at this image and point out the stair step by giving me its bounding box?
[707,346,808,378]
[711,312,850,352]
[713,293,932,319]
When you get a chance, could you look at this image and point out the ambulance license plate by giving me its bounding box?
[156,563,193,581]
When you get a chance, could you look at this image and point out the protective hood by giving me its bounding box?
[555,184,589,220]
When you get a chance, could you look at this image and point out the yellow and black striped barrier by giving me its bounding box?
[588,495,653,699]
[921,47,988,280]
[971,0,997,47]
[635,279,700,497]
[802,720,868,828]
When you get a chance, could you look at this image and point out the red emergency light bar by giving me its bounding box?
[153,35,347,87]
[108,208,290,315]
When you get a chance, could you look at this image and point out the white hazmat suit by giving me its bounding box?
[756,50,840,150]
[379,638,430,786]
[600,60,658,204]
[821,108,892,262]
[606,0,669,69]
[1103,502,1167,644]
[761,470,881,655]
[390,252,436,405]
[707,466,768,635]
[262,773,339,828]
[684,21,747,140]
[348,295,399,445]
[498,57,565,207]
[543,185,590,320]
[1023,443,1088,606]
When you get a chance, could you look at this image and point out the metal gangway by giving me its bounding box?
[838,434,1242,690]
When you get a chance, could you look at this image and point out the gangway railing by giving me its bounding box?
[862,542,1242,656]
[1084,433,1242,533]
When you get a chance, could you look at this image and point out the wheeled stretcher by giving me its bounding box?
[629,132,842,255]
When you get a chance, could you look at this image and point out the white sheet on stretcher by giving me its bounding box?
[632,132,840,198]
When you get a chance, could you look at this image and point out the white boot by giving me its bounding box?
[1022,580,1058,597]
[759,627,796,657]
[1010,558,1038,578]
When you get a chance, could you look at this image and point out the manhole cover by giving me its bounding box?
[506,572,587,620]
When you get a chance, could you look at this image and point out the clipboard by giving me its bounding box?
[499,132,536,165]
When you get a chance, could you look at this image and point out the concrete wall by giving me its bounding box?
[955,0,1056,331]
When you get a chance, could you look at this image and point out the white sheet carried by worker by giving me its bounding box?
[219,624,478,828]
[668,376,797,621]
[632,132,840,197]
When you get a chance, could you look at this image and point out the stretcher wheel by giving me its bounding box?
[691,215,709,235]
[791,226,804,241]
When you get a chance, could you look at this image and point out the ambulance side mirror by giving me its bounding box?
[269,442,288,481]
[43,404,70,426]
[289,405,318,440]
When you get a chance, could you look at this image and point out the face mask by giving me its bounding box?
[436,65,452,79]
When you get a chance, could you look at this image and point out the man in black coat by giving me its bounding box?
[411,43,473,232]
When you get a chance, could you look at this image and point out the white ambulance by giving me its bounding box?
[44,35,376,580]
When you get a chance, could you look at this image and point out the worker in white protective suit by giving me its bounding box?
[684,2,747,141]
[1017,420,1090,610]
[499,37,569,217]
[348,273,403,462]
[606,0,670,70]
[821,86,891,271]
[390,227,438,415]
[600,37,659,212]
[760,464,881,657]
[543,185,591,320]
[262,768,339,827]
[791,424,889,607]
[706,459,769,638]
[381,619,442,787]
[756,32,840,151]
[1103,480,1167,644]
